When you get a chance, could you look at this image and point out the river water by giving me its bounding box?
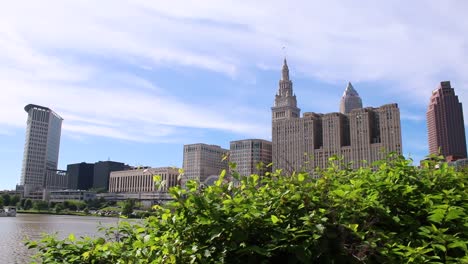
[1,213,126,263]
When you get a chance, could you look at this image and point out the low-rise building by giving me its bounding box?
[108,167,180,193]
[48,190,96,202]
[449,158,468,170]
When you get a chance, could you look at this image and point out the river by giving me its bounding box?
[1,213,127,263]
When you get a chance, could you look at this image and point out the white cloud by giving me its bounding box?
[1,0,468,142]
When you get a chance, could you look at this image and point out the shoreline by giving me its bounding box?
[17,210,118,217]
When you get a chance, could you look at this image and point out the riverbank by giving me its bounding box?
[17,209,151,218]
[18,210,112,217]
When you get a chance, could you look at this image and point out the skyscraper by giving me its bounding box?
[340,82,363,114]
[272,59,402,173]
[229,139,272,177]
[67,162,95,190]
[182,143,228,184]
[427,81,467,161]
[20,104,63,194]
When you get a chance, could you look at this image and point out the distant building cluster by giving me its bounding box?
[272,59,402,172]
[15,59,468,203]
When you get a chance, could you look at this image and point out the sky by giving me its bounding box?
[1,1,468,190]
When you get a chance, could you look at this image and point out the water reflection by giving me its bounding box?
[1,214,122,263]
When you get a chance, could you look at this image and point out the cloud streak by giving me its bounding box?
[1,0,468,143]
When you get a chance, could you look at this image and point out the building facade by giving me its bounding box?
[93,161,128,191]
[272,59,402,173]
[182,143,229,183]
[427,81,467,161]
[45,169,68,190]
[108,167,179,193]
[229,139,272,176]
[20,104,63,195]
[48,190,96,202]
[67,162,95,190]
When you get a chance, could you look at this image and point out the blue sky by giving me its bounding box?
[1,1,468,189]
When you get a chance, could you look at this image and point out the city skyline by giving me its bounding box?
[2,1,468,189]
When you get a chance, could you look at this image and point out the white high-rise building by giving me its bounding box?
[20,104,63,194]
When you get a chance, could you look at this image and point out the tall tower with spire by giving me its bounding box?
[271,59,402,174]
[340,82,363,114]
[272,58,300,121]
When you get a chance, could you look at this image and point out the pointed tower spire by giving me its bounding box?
[272,58,300,121]
[340,82,363,114]
[343,82,359,96]
[282,58,289,81]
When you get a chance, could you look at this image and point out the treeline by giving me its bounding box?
[15,197,114,213]
[0,193,20,207]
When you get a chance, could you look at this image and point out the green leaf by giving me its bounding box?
[445,207,464,221]
[448,241,467,251]
[298,173,305,182]
[428,209,445,224]
[271,215,279,224]
[216,170,226,186]
[153,175,162,182]
[433,244,446,252]
[68,233,75,242]
[347,224,359,232]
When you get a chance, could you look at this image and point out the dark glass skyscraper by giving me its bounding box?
[427,81,467,161]
[67,162,95,190]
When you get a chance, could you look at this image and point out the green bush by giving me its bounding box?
[32,200,49,211]
[27,155,468,263]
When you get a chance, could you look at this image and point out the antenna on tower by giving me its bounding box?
[282,46,287,59]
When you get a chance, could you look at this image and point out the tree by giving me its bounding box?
[33,200,49,211]
[0,196,3,208]
[27,155,468,263]
[85,198,106,210]
[24,199,33,210]
[63,200,77,211]
[121,199,135,217]
[10,195,20,206]
[1,194,10,206]
[20,198,26,208]
[54,203,64,214]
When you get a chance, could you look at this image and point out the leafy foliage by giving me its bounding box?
[24,199,33,210]
[27,155,468,263]
[32,200,49,211]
